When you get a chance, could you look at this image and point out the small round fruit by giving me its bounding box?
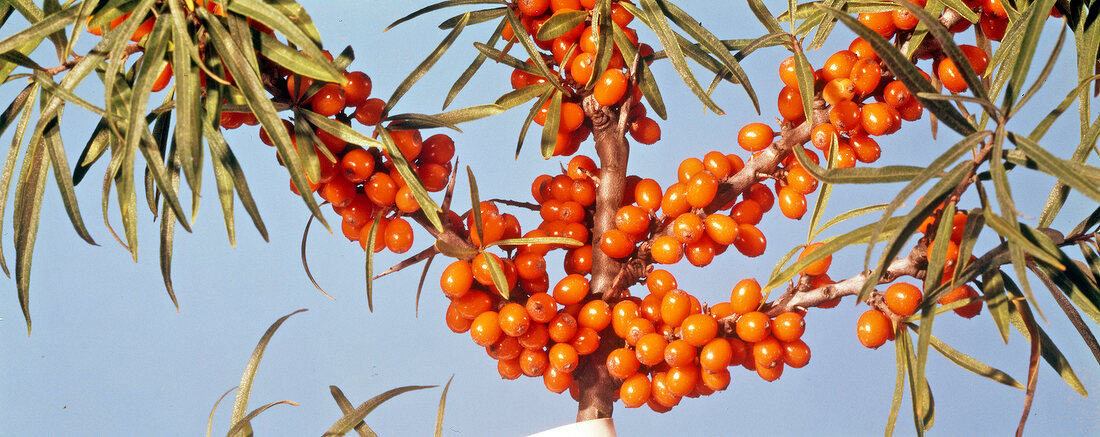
[856,309,891,349]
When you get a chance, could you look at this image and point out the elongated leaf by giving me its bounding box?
[515,90,552,159]
[0,82,38,277]
[886,336,906,437]
[765,216,906,293]
[200,9,328,230]
[1011,22,1066,118]
[299,110,383,149]
[377,127,443,231]
[226,400,298,437]
[535,10,585,41]
[610,20,666,119]
[13,131,48,333]
[384,12,471,116]
[898,2,991,105]
[387,104,506,131]
[809,203,888,243]
[503,10,568,94]
[330,386,376,437]
[929,334,1023,388]
[864,131,987,269]
[365,213,383,312]
[794,144,928,183]
[256,31,344,83]
[1000,0,1057,114]
[444,17,506,109]
[438,7,507,29]
[495,82,552,109]
[471,41,539,73]
[637,0,722,114]
[0,4,76,55]
[746,0,783,34]
[435,377,453,437]
[540,90,562,159]
[1010,132,1100,204]
[1005,282,1088,396]
[226,0,340,80]
[230,309,307,427]
[324,385,436,435]
[159,138,181,311]
[386,0,506,30]
[792,45,815,125]
[659,0,758,112]
[489,236,583,248]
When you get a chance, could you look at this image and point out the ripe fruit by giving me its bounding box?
[738,123,774,151]
[470,311,503,347]
[600,229,635,258]
[733,224,767,257]
[798,242,832,277]
[620,374,651,408]
[735,311,771,343]
[594,69,628,106]
[549,342,579,373]
[778,187,807,219]
[772,312,805,342]
[730,278,763,314]
[607,347,641,379]
[856,309,891,349]
[553,274,590,305]
[885,282,923,317]
[680,314,718,347]
[940,284,983,318]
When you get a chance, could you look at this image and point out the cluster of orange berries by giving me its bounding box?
[857,210,983,349]
[274,69,455,255]
[507,0,661,156]
[82,4,460,257]
[605,271,814,411]
[859,0,1061,46]
[602,151,774,265]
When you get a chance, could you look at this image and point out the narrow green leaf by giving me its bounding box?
[886,337,906,437]
[540,90,562,159]
[897,2,992,106]
[1005,282,1088,396]
[535,10,585,41]
[983,268,1012,343]
[329,386,377,437]
[809,203,889,243]
[299,110,383,149]
[928,334,1023,388]
[516,91,553,158]
[924,203,957,293]
[765,216,907,293]
[226,400,298,437]
[999,0,1057,114]
[204,123,269,243]
[489,236,583,248]
[13,130,48,333]
[324,385,436,435]
[230,309,307,427]
[444,16,506,109]
[435,376,453,437]
[795,144,928,183]
[466,165,484,244]
[637,0,723,114]
[0,82,38,277]
[746,0,784,34]
[438,7,508,29]
[792,46,815,125]
[159,139,181,311]
[610,21,666,119]
[226,0,339,79]
[365,213,383,312]
[385,0,506,30]
[384,12,471,116]
[200,9,328,230]
[495,82,552,109]
[255,31,344,83]
[1010,132,1100,204]
[387,104,507,131]
[981,211,1064,270]
[484,249,510,299]
[860,163,970,301]
[207,387,237,437]
[471,41,539,73]
[503,10,568,94]
[0,4,77,55]
[659,1,758,112]
[377,127,443,232]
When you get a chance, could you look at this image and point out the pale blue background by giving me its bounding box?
[1,1,1098,436]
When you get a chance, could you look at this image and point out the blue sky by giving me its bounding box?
[1,1,1098,436]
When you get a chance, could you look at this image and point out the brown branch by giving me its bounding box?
[42,44,145,76]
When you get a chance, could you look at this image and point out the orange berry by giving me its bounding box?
[549,342,580,373]
[730,279,763,314]
[856,309,892,349]
[660,289,692,327]
[635,332,668,366]
[620,373,651,408]
[738,123,774,152]
[548,312,579,343]
[752,335,784,368]
[849,58,882,96]
[699,338,733,371]
[858,11,896,37]
[578,299,612,331]
[940,284,982,318]
[615,205,651,235]
[885,282,923,317]
[553,274,590,306]
[734,224,767,257]
[593,69,628,106]
[629,116,661,144]
[445,301,473,333]
[519,348,549,377]
[798,242,832,277]
[778,187,807,219]
[660,182,690,217]
[470,311,503,347]
[704,213,739,246]
[519,323,550,350]
[771,312,805,342]
[860,102,900,136]
[782,339,811,368]
[310,83,346,117]
[735,311,771,343]
[499,302,532,337]
[634,178,663,213]
[730,200,763,226]
[663,339,696,367]
[526,292,558,324]
[686,171,719,208]
[681,314,719,347]
[777,86,805,121]
[672,213,706,245]
[607,347,642,380]
[498,358,523,380]
[600,229,635,258]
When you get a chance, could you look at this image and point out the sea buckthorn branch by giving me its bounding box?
[576,92,631,422]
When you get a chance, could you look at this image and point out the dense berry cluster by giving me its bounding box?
[508,0,659,156]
